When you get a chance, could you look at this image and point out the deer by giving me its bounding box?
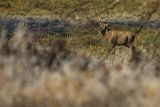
[98,1,159,58]
[98,20,137,57]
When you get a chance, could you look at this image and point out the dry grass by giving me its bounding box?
[0,0,159,107]
[37,28,160,59]
[0,23,159,107]
[0,0,160,20]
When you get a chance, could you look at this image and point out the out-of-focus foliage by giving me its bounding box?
[0,24,160,107]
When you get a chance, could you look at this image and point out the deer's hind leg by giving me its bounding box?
[129,43,136,57]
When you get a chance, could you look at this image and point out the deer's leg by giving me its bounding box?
[125,44,130,48]
[112,47,116,54]
[129,43,136,57]
[107,44,116,54]
[108,37,118,53]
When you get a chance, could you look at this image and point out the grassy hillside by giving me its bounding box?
[0,0,160,20]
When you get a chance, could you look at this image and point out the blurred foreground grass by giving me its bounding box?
[0,26,159,107]
[0,0,160,107]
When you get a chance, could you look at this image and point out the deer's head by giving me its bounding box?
[99,21,110,35]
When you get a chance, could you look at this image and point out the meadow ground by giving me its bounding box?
[0,0,160,20]
[38,28,160,59]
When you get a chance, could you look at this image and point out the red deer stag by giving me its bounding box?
[99,21,136,56]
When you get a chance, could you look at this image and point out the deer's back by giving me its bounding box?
[105,30,133,45]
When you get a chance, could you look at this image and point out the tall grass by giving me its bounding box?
[0,0,159,107]
[0,23,159,107]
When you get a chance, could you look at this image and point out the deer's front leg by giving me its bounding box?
[107,37,117,54]
[107,43,116,54]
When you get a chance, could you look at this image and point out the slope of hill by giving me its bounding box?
[0,0,159,20]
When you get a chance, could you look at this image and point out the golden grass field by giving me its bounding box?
[0,0,160,19]
[0,0,160,107]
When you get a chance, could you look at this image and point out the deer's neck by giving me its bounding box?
[100,27,110,36]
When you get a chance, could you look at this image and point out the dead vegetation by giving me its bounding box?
[0,22,159,107]
[0,0,159,107]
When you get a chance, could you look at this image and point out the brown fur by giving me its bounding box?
[99,21,136,56]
